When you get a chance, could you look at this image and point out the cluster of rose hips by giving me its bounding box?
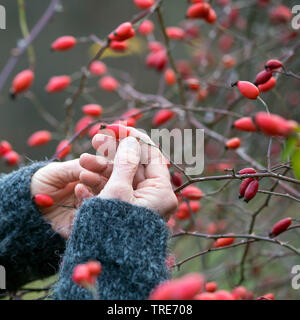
[149,272,275,300]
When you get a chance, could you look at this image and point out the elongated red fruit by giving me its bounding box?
[238,168,257,175]
[171,172,182,187]
[138,20,154,35]
[100,124,130,140]
[109,22,135,41]
[236,81,259,100]
[11,69,34,97]
[46,75,71,93]
[82,104,103,117]
[3,151,19,166]
[152,110,175,126]
[270,217,292,237]
[89,61,107,75]
[110,40,128,52]
[34,194,54,207]
[56,140,72,159]
[205,7,217,23]
[181,185,203,200]
[234,117,257,132]
[164,69,176,86]
[239,178,254,198]
[28,130,52,147]
[99,76,119,91]
[265,59,283,70]
[134,0,155,9]
[186,3,210,19]
[258,77,276,92]
[226,137,241,149]
[166,27,185,40]
[0,141,12,156]
[254,70,272,85]
[51,36,76,51]
[244,180,259,202]
[214,236,235,248]
[75,116,94,137]
[206,282,218,293]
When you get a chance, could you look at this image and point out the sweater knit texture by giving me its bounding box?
[0,162,169,299]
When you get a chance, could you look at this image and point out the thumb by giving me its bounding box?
[100,137,141,201]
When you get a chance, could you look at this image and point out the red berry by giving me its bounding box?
[0,141,12,157]
[171,172,182,187]
[238,168,257,175]
[244,180,259,202]
[239,178,254,198]
[75,116,94,137]
[28,130,52,147]
[175,201,201,220]
[164,69,176,86]
[205,282,218,293]
[3,151,19,166]
[85,261,102,276]
[34,194,54,207]
[82,104,103,117]
[265,59,283,70]
[152,109,175,126]
[232,286,248,300]
[100,124,130,140]
[236,81,259,100]
[205,7,217,24]
[258,77,276,92]
[186,3,210,19]
[134,0,155,9]
[263,293,275,300]
[186,77,200,91]
[72,264,95,287]
[226,137,241,149]
[214,236,235,248]
[56,140,72,159]
[270,217,292,237]
[109,22,135,42]
[99,76,119,91]
[51,36,76,51]
[138,20,154,35]
[146,49,168,71]
[11,69,34,96]
[270,5,292,23]
[46,75,71,93]
[234,117,257,132]
[89,61,107,75]
[254,70,273,86]
[110,40,128,52]
[181,185,203,200]
[166,27,185,40]
[255,112,293,137]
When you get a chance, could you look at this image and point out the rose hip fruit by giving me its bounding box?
[34,194,54,207]
[270,217,292,237]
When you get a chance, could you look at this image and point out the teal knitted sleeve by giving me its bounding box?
[0,162,66,292]
[54,198,169,300]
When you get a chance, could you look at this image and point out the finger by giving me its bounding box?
[75,183,94,207]
[79,170,108,193]
[79,153,113,179]
[92,133,118,160]
[100,136,141,201]
[127,127,170,180]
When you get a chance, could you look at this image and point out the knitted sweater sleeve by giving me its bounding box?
[53,198,170,300]
[0,162,66,292]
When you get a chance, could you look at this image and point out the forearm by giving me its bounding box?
[54,198,169,300]
[0,162,66,291]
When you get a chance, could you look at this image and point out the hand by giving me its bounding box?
[80,128,178,220]
[31,159,108,238]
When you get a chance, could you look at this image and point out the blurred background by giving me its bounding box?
[0,0,299,299]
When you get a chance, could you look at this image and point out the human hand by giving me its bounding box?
[31,158,108,238]
[80,128,178,220]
